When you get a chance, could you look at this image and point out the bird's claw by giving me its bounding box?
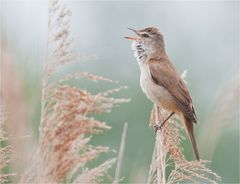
[154,122,164,133]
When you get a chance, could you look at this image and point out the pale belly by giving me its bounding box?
[139,65,177,111]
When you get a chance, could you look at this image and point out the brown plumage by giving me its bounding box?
[148,58,197,123]
[125,27,200,160]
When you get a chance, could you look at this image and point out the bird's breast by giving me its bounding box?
[139,63,176,110]
[130,40,176,111]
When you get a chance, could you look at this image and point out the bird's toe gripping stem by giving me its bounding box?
[153,122,164,133]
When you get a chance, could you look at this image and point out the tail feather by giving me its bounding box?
[183,116,200,160]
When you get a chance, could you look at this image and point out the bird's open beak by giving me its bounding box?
[124,27,141,40]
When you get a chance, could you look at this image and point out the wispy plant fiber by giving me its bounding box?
[20,0,129,183]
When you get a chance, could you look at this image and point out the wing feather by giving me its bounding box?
[149,58,197,123]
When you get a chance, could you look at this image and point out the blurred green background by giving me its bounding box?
[1,0,239,183]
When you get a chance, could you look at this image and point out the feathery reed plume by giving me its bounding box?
[20,0,129,183]
[199,73,239,158]
[147,72,221,184]
[74,158,116,183]
[0,104,15,183]
[148,108,221,184]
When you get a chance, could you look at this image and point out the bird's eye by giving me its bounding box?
[142,33,150,38]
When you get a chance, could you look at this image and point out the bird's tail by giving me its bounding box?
[183,116,200,160]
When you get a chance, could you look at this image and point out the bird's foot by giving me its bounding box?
[153,112,175,133]
[153,122,164,133]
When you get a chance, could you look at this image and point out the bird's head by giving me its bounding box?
[125,27,164,51]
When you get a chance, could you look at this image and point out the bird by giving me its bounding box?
[125,27,200,160]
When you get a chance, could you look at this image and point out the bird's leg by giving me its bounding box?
[154,104,161,132]
[154,112,175,132]
[154,104,160,129]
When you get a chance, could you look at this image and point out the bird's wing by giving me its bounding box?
[148,58,197,123]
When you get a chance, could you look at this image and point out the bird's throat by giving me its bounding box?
[131,40,147,63]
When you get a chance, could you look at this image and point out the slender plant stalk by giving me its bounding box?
[113,122,128,184]
[155,105,166,184]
